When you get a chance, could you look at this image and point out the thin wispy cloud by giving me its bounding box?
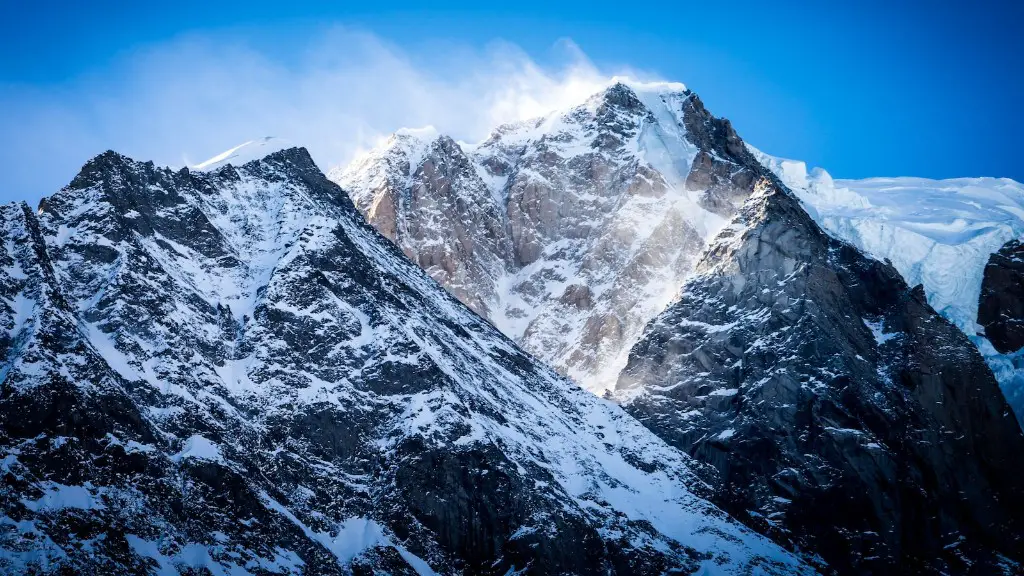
[0,27,650,203]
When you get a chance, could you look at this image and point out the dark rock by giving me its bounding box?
[617,179,1024,574]
[978,239,1024,353]
[681,94,762,217]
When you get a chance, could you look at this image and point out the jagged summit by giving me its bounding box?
[579,78,690,113]
[335,77,1024,572]
[334,79,757,393]
[355,79,690,160]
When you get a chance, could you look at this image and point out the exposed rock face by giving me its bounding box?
[680,94,758,216]
[336,79,1024,573]
[756,157,1024,426]
[615,179,1024,574]
[0,149,808,574]
[334,81,762,392]
[979,239,1024,353]
[337,130,510,318]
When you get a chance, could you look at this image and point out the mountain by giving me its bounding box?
[977,239,1024,418]
[0,148,809,574]
[340,80,1024,573]
[332,80,758,393]
[614,177,1024,573]
[755,155,1024,426]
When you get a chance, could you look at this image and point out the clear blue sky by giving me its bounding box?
[1,1,1021,203]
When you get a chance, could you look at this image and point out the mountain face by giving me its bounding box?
[333,81,761,393]
[979,239,1024,353]
[757,159,1024,426]
[614,178,1024,573]
[0,147,809,574]
[341,81,1024,573]
[977,239,1024,424]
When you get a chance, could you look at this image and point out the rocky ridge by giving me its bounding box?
[977,239,1024,427]
[756,156,1024,425]
[0,147,809,574]
[615,176,1024,573]
[340,81,1024,573]
[333,80,763,393]
[977,239,1024,353]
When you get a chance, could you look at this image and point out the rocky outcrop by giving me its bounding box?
[758,159,1024,426]
[334,79,1024,573]
[336,131,511,318]
[680,94,759,216]
[615,179,1024,574]
[0,148,808,574]
[979,239,1024,353]
[335,81,763,392]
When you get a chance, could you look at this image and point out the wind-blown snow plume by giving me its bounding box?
[0,29,649,203]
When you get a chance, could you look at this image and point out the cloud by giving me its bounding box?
[0,27,645,203]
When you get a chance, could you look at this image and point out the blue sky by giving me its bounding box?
[1,1,1021,203]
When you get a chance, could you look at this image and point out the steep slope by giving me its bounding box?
[333,80,763,392]
[755,152,1024,425]
[614,177,1024,573]
[0,148,809,574]
[977,239,1024,426]
[978,239,1024,353]
[333,78,1024,572]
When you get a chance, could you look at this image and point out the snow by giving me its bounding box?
[6,135,810,574]
[824,427,866,436]
[331,130,439,210]
[331,518,387,566]
[863,318,899,346]
[20,483,105,512]
[171,435,224,464]
[193,137,294,172]
[125,535,305,576]
[395,125,439,140]
[754,145,1024,334]
[103,433,156,454]
[260,495,439,575]
[753,145,1024,419]
[336,80,740,395]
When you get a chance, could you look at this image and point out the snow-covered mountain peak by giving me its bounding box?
[336,80,764,393]
[2,142,814,574]
[594,77,689,109]
[328,128,454,222]
[193,136,295,171]
[466,79,689,155]
[752,145,1024,427]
